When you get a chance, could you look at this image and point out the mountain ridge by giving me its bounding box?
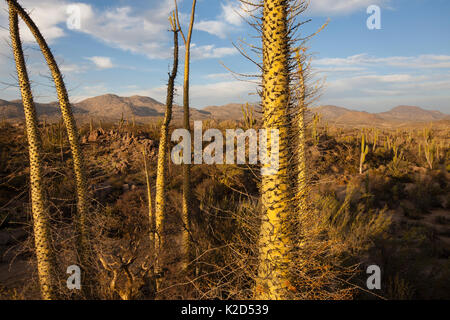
[1,94,448,127]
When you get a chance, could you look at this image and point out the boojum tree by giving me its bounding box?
[292,21,327,219]
[294,48,308,223]
[256,0,295,299]
[142,147,154,263]
[174,0,197,273]
[154,12,180,291]
[8,3,57,300]
[7,0,90,291]
[237,0,326,299]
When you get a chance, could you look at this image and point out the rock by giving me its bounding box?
[88,129,105,142]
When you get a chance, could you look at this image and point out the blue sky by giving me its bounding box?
[0,0,449,113]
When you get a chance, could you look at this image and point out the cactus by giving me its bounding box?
[392,144,403,169]
[406,129,413,144]
[423,127,432,142]
[372,128,378,152]
[241,103,255,129]
[424,140,435,169]
[360,133,369,174]
[8,3,57,299]
[154,12,180,291]
[119,112,125,131]
[89,117,94,134]
[175,0,197,273]
[9,0,91,295]
[385,136,393,151]
[312,113,321,145]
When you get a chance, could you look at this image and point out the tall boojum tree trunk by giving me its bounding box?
[255,0,293,300]
[154,15,180,291]
[8,3,57,300]
[8,0,91,293]
[295,48,308,219]
[175,0,197,273]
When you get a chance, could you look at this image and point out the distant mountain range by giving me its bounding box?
[1,94,449,127]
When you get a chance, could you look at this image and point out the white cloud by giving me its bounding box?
[312,53,450,112]
[0,0,70,58]
[314,54,450,70]
[307,0,391,16]
[75,2,237,60]
[86,56,114,69]
[0,0,236,61]
[0,0,69,42]
[191,44,237,60]
[195,0,249,39]
[195,20,229,39]
[318,72,450,112]
[204,73,234,79]
[138,80,258,108]
[221,1,248,26]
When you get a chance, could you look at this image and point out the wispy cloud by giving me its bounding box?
[134,80,258,108]
[85,56,114,69]
[195,1,249,39]
[190,45,237,60]
[315,54,450,69]
[0,0,236,60]
[307,0,391,16]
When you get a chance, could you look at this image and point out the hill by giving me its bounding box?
[1,94,447,127]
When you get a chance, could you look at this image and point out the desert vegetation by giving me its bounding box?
[0,0,448,300]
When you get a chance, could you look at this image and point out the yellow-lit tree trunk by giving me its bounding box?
[295,48,308,217]
[255,0,293,300]
[9,4,57,300]
[175,0,197,272]
[8,0,90,289]
[154,15,179,290]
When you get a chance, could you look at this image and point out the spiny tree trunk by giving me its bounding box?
[154,15,179,291]
[255,0,293,300]
[295,48,308,219]
[9,3,57,300]
[8,0,90,293]
[142,148,154,251]
[175,0,197,273]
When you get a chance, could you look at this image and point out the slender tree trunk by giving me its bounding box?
[176,0,197,273]
[9,4,57,300]
[142,149,154,248]
[295,49,308,218]
[155,21,179,291]
[255,0,293,300]
[8,0,91,294]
